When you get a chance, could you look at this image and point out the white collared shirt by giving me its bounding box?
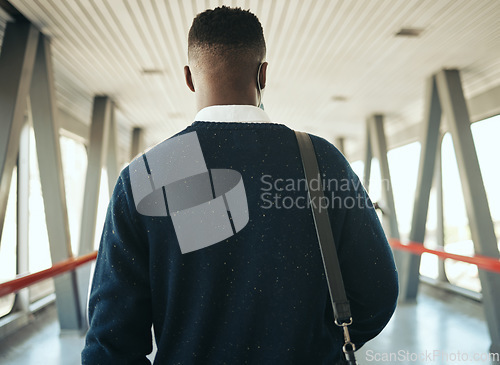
[194,105,271,123]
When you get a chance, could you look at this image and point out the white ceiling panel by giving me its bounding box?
[3,0,500,161]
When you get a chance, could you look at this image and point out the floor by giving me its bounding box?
[356,284,499,364]
[0,283,498,365]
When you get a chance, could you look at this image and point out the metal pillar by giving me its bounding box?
[435,138,448,282]
[363,121,372,191]
[130,127,144,160]
[400,69,500,350]
[30,33,82,330]
[77,96,112,327]
[78,96,112,256]
[15,122,30,312]
[368,114,400,241]
[106,105,119,196]
[334,136,346,156]
[400,76,442,301]
[0,22,39,242]
[436,69,500,352]
[366,114,404,274]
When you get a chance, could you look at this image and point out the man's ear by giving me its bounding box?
[259,62,268,90]
[184,65,195,92]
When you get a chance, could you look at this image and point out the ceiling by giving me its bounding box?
[2,0,500,161]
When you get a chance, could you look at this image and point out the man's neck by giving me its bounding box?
[196,87,258,112]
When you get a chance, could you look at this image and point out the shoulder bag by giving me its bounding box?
[295,131,358,365]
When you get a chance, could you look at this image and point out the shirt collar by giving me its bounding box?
[194,105,271,123]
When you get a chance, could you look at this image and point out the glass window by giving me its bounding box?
[348,159,383,203]
[94,170,110,250]
[471,115,500,242]
[347,115,499,292]
[442,133,479,292]
[441,114,500,293]
[386,142,438,279]
[387,142,421,241]
[0,168,17,317]
[60,136,111,253]
[349,159,383,221]
[350,160,364,182]
[60,136,87,255]
[367,159,382,203]
[28,128,54,302]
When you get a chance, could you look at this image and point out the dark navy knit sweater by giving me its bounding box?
[82,119,398,364]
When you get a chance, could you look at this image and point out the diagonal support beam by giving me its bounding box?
[30,33,82,330]
[334,136,346,156]
[368,114,400,241]
[77,95,112,328]
[15,122,30,312]
[436,69,500,352]
[367,115,404,275]
[106,104,118,196]
[78,96,112,257]
[434,136,448,282]
[363,121,372,191]
[0,21,39,243]
[400,76,442,301]
[130,127,144,161]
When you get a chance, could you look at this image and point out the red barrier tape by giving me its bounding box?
[0,251,97,298]
[389,239,500,274]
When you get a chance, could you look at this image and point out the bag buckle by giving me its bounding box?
[335,317,357,364]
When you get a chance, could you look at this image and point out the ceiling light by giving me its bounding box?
[331,95,348,102]
[141,68,164,75]
[395,28,423,37]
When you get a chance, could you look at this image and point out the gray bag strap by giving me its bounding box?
[295,131,357,363]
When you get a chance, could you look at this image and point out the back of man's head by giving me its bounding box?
[187,6,266,90]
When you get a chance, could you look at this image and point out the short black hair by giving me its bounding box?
[188,6,266,62]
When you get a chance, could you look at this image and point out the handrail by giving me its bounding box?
[1,240,498,298]
[390,239,500,273]
[0,251,97,297]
